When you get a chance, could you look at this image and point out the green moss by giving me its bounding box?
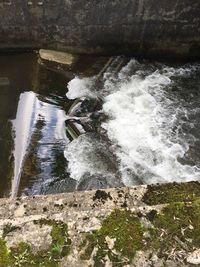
[81,210,144,267]
[9,241,59,267]
[143,182,200,205]
[37,219,71,258]
[0,239,10,267]
[149,200,200,254]
[0,220,71,267]
[81,201,200,265]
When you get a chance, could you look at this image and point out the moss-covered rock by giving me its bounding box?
[37,219,71,259]
[81,209,145,266]
[80,199,200,266]
[150,199,200,254]
[143,182,200,205]
[0,239,10,267]
[0,220,71,267]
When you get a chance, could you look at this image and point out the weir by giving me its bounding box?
[0,0,200,264]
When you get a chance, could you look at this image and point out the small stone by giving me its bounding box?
[188,224,194,230]
[104,255,112,267]
[187,249,200,265]
[185,238,193,243]
[105,236,116,250]
[54,199,64,206]
[151,254,158,263]
[143,231,151,238]
[14,204,26,217]
[0,229,3,238]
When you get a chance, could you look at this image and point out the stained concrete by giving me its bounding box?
[0,182,200,266]
[39,49,77,66]
[0,0,200,59]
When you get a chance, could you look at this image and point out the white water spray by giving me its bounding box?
[66,60,200,185]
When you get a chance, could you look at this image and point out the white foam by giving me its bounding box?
[102,62,200,185]
[65,60,200,185]
[64,134,114,181]
[66,76,96,99]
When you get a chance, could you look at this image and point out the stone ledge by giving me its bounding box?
[0,182,200,266]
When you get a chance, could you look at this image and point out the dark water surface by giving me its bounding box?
[0,52,72,197]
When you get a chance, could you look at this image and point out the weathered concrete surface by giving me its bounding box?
[38,49,80,79]
[39,50,77,66]
[0,0,200,59]
[0,182,200,266]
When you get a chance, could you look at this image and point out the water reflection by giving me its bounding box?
[0,52,73,197]
[17,94,69,196]
[12,92,38,197]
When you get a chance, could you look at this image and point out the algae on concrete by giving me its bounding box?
[0,220,71,267]
[80,199,200,266]
[1,183,200,266]
[151,199,200,252]
[81,209,144,266]
[143,181,200,205]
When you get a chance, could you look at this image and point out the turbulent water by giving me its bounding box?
[66,59,200,186]
[1,54,200,197]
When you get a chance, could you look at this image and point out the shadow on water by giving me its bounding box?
[0,52,74,198]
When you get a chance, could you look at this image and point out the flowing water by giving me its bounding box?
[0,53,200,197]
[66,59,200,187]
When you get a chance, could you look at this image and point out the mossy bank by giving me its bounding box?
[0,182,200,266]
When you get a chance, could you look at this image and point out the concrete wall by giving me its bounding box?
[0,0,200,59]
[0,182,200,266]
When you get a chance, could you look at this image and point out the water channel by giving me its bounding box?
[0,53,200,198]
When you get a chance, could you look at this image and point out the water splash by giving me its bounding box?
[102,62,200,184]
[66,60,200,185]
